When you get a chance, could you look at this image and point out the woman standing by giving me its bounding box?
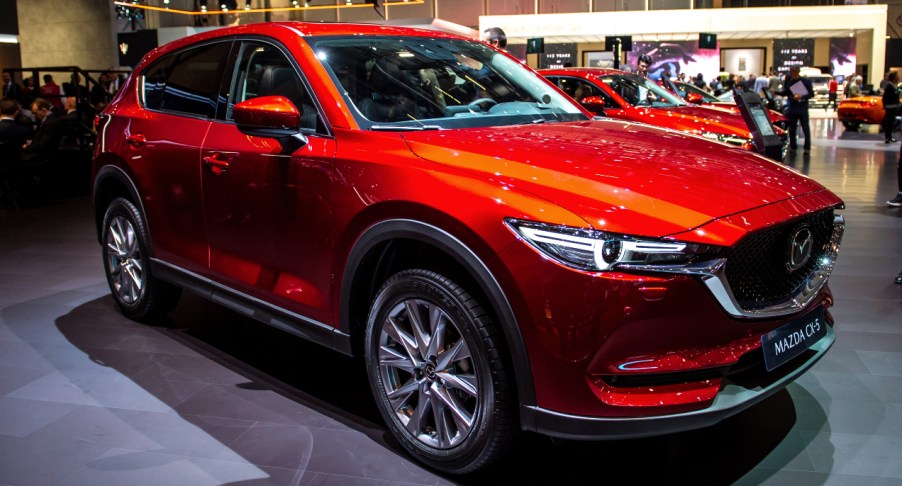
[882,71,899,144]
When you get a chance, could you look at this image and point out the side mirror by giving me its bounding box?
[233,95,302,138]
[580,95,606,115]
[685,92,704,104]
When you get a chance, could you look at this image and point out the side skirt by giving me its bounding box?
[151,259,353,355]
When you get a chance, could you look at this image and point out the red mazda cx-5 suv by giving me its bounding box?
[93,22,844,473]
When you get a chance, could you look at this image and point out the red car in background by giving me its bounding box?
[541,68,786,152]
[669,80,788,130]
[93,23,843,473]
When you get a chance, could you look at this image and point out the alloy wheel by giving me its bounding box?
[376,298,479,449]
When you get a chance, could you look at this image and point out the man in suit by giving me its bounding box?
[22,97,64,164]
[0,98,29,159]
[2,71,21,101]
[779,66,815,154]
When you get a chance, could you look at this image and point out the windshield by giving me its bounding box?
[306,36,587,130]
[600,74,685,108]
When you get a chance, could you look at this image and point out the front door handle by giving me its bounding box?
[203,154,230,175]
[125,134,145,149]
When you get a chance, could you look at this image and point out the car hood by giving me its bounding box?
[653,104,755,136]
[402,120,829,239]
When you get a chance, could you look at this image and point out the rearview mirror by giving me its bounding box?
[580,95,606,115]
[686,92,704,104]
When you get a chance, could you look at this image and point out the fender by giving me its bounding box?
[340,218,536,407]
[92,164,147,246]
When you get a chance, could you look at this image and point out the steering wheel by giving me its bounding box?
[467,98,498,112]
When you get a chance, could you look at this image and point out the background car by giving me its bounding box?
[541,67,785,154]
[93,23,843,474]
[668,80,788,130]
[837,95,886,130]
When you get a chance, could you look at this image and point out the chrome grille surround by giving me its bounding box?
[619,212,844,319]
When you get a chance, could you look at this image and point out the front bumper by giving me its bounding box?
[521,326,834,439]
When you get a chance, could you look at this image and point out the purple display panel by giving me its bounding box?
[774,38,814,75]
[829,37,856,79]
[627,41,720,82]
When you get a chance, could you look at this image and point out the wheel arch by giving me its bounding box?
[340,218,536,408]
[92,164,147,247]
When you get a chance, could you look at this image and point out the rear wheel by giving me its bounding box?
[101,197,181,320]
[365,269,516,474]
[841,121,860,131]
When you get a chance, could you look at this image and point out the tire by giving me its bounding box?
[101,197,181,320]
[364,269,516,474]
[841,121,860,131]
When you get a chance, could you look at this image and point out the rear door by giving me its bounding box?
[200,39,337,324]
[130,40,232,272]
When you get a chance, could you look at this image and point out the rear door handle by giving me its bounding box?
[125,134,145,149]
[203,154,230,175]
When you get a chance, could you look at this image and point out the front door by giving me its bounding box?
[201,40,337,324]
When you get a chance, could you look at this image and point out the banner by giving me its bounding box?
[540,43,577,69]
[829,37,856,80]
[774,38,814,75]
[626,41,719,82]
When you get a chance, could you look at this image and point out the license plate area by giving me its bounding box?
[761,307,828,372]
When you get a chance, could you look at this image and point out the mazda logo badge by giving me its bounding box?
[786,226,813,272]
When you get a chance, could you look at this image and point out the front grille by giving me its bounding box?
[724,208,835,310]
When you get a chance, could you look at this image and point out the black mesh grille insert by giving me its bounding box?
[724,208,835,310]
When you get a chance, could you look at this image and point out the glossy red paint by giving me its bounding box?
[93,22,844,458]
[540,68,786,150]
[232,95,301,129]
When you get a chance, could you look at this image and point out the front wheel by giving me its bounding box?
[101,197,181,320]
[364,269,516,474]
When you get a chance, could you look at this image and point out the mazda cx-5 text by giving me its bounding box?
[93,23,844,474]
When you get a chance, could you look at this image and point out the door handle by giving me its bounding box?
[125,134,145,149]
[203,154,230,175]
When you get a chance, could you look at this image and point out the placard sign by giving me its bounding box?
[774,38,814,75]
[540,43,577,69]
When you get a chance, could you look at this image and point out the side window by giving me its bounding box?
[142,56,174,110]
[228,41,321,132]
[144,42,231,118]
[552,76,617,108]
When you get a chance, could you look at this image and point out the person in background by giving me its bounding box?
[848,76,863,98]
[22,97,63,164]
[827,76,838,110]
[636,54,652,78]
[694,73,706,89]
[779,66,814,154]
[889,141,902,207]
[754,72,769,96]
[481,27,507,49]
[881,71,899,144]
[2,71,21,100]
[0,98,29,153]
[39,74,63,111]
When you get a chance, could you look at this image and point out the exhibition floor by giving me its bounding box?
[0,119,900,485]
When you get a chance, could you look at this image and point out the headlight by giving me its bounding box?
[505,218,721,272]
[699,131,751,146]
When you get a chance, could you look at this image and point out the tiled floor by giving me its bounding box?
[1,118,900,485]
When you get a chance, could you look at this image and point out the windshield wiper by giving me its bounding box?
[370,124,443,131]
